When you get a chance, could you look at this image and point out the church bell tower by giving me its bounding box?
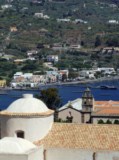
[82,87,93,112]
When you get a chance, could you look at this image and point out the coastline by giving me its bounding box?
[1,76,119,92]
[55,76,119,86]
[12,76,119,90]
[0,76,119,110]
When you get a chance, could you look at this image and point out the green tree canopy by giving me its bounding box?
[106,37,119,47]
[36,88,61,110]
[106,119,112,124]
[95,36,101,47]
[98,119,104,124]
[114,120,119,124]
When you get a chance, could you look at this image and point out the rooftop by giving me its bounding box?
[94,100,119,108]
[35,123,119,151]
[6,94,49,113]
[0,94,54,116]
[58,98,82,111]
[93,100,119,116]
[0,137,36,154]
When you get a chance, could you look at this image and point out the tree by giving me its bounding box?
[81,41,84,46]
[68,71,79,79]
[106,119,112,124]
[36,88,61,110]
[62,74,67,82]
[114,120,119,124]
[95,36,101,47]
[106,37,119,47]
[98,119,104,124]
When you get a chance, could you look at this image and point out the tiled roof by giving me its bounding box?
[93,100,119,115]
[92,107,119,116]
[94,101,119,108]
[35,123,119,151]
[0,110,54,117]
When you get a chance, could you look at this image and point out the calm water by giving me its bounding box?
[1,79,119,110]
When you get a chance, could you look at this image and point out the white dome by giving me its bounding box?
[6,94,49,113]
[0,137,36,154]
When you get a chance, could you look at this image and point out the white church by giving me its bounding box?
[0,94,119,160]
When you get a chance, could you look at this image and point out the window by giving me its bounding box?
[16,130,24,138]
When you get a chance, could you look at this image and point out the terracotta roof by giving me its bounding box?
[0,110,54,117]
[93,107,119,116]
[93,100,119,115]
[35,123,119,151]
[94,101,119,108]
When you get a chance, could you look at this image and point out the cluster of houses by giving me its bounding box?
[0,4,87,25]
[79,67,116,79]
[11,66,117,88]
[11,69,69,88]
[14,49,59,63]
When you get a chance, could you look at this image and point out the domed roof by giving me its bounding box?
[6,94,49,113]
[0,137,36,154]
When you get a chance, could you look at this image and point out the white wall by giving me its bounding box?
[46,148,93,160]
[96,151,119,160]
[0,146,43,160]
[0,154,27,160]
[1,115,53,142]
[46,148,119,160]
[28,145,43,160]
[58,108,82,123]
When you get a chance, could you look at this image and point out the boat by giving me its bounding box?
[99,85,117,90]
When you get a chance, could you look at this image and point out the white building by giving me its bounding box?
[108,20,119,24]
[47,55,59,62]
[0,137,43,160]
[14,72,23,79]
[79,70,96,79]
[27,50,38,56]
[98,67,116,75]
[0,94,119,160]
[69,44,81,49]
[57,18,71,22]
[34,13,50,19]
[34,12,44,18]
[74,19,88,24]
[1,4,12,10]
[0,94,54,142]
[58,98,82,122]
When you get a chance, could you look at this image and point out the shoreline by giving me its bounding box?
[11,76,119,90]
[55,76,119,86]
[1,76,119,91]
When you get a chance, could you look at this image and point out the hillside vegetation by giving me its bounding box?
[0,0,119,81]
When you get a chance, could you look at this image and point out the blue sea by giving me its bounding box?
[1,79,119,110]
